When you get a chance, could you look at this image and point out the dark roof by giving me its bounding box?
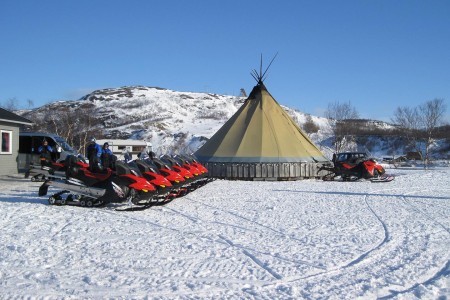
[0,107,33,125]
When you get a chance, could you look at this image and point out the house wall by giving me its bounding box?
[0,121,20,176]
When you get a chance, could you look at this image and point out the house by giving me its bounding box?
[0,108,33,175]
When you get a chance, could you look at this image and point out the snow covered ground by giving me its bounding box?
[1,167,449,299]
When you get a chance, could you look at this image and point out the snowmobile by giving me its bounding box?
[38,155,156,209]
[321,152,394,182]
[172,154,211,188]
[25,154,88,182]
[182,154,216,185]
[172,155,202,177]
[189,156,209,176]
[150,157,189,196]
[26,161,67,182]
[160,155,200,192]
[161,155,195,181]
[113,160,158,207]
[132,159,178,202]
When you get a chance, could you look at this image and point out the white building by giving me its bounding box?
[96,139,151,160]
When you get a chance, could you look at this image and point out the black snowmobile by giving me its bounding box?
[38,155,156,208]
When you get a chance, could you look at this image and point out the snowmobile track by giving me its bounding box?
[402,196,450,235]
[218,235,283,280]
[160,201,331,279]
[187,197,317,244]
[260,185,449,296]
[344,193,390,268]
[377,260,450,300]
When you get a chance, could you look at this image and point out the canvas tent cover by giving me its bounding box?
[195,83,328,164]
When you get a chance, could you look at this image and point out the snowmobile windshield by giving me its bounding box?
[162,155,181,167]
[143,159,161,174]
[185,154,199,163]
[127,161,144,177]
[54,137,75,152]
[172,156,185,165]
[153,158,173,171]
[180,154,194,164]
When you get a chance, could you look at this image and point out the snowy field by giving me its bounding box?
[1,167,449,299]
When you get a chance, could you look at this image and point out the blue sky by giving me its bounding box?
[1,0,449,122]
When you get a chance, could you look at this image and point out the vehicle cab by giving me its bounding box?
[18,132,78,172]
[333,152,368,164]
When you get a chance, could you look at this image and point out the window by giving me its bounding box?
[133,146,145,152]
[1,130,12,154]
[19,135,32,153]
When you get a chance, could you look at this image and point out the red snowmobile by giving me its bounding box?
[25,154,89,182]
[322,152,393,182]
[172,154,212,188]
[38,155,156,209]
[133,159,178,202]
[150,157,190,197]
[161,155,196,182]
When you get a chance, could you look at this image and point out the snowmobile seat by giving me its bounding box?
[115,161,132,176]
[135,160,151,173]
[65,155,81,178]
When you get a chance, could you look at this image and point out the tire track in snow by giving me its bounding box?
[343,194,390,268]
[161,205,294,279]
[338,187,450,299]
[340,185,437,269]
[218,235,282,280]
[401,191,450,235]
[187,197,316,244]
[378,260,450,300]
[94,207,183,234]
[261,186,413,287]
[337,185,441,270]
[98,203,296,279]
[160,203,326,280]
[260,193,391,287]
[367,191,450,299]
[172,195,390,277]
[268,185,449,297]
[163,201,328,269]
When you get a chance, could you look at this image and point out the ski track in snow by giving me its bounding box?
[0,168,449,299]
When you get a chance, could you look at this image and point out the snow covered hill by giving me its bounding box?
[1,166,449,298]
[18,85,332,155]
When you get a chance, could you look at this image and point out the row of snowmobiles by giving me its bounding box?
[26,154,213,211]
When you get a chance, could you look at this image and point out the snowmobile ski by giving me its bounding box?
[370,175,395,183]
[114,204,152,211]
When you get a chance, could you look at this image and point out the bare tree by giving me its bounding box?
[26,99,34,109]
[1,98,19,110]
[324,101,359,153]
[74,105,103,156]
[48,107,73,140]
[25,104,102,157]
[419,98,447,165]
[391,106,421,152]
